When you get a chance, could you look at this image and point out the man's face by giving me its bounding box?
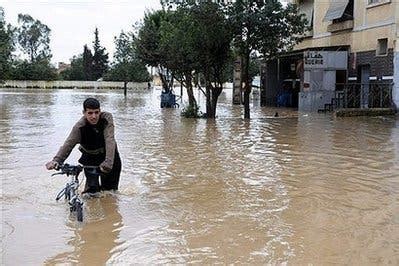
[83,108,101,125]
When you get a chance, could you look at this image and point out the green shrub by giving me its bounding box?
[181,104,201,118]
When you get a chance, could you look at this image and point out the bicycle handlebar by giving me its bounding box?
[52,163,100,176]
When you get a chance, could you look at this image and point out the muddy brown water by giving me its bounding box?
[1,88,399,265]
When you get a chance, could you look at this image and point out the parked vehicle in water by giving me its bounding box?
[160,90,180,108]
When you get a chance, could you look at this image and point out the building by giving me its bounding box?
[261,0,399,112]
[57,62,71,74]
[160,0,233,5]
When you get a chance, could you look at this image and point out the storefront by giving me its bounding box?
[260,49,348,111]
[260,51,303,108]
[299,50,348,112]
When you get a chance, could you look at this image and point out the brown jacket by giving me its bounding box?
[53,112,117,172]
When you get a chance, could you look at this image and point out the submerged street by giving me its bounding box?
[1,88,399,264]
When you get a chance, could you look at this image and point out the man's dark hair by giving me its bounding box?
[83,98,100,110]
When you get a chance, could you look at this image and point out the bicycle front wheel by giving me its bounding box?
[75,201,83,222]
[65,186,70,200]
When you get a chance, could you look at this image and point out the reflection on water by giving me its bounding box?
[1,88,399,264]
[44,194,123,265]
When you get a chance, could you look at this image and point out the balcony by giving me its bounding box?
[327,20,354,33]
[303,29,314,38]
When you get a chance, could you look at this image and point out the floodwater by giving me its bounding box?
[1,88,399,265]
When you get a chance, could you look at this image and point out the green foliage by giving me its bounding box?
[248,57,260,80]
[135,10,170,68]
[228,0,307,61]
[91,28,108,80]
[62,28,108,81]
[159,8,197,77]
[227,0,307,118]
[169,2,232,117]
[11,59,57,80]
[16,14,51,62]
[135,0,306,119]
[59,55,85,80]
[136,2,233,117]
[3,12,57,81]
[135,9,176,93]
[104,61,150,82]
[104,31,150,82]
[113,31,134,64]
[189,2,232,84]
[83,45,93,80]
[0,7,15,80]
[181,104,201,118]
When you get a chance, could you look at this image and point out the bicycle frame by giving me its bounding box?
[54,164,84,222]
[53,164,100,222]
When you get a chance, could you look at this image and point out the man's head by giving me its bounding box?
[83,98,101,125]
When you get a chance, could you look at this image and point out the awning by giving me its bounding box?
[298,1,314,26]
[323,0,349,22]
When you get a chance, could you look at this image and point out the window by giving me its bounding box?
[368,0,391,6]
[298,0,314,28]
[323,0,353,23]
[377,38,388,56]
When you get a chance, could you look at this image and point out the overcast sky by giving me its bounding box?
[1,0,163,66]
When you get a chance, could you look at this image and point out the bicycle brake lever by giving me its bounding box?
[51,172,63,176]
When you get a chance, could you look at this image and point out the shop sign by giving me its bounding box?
[304,51,347,70]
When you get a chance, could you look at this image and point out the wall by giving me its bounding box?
[260,60,278,106]
[348,49,394,78]
[292,0,399,109]
[394,42,399,108]
[0,80,149,90]
[394,0,399,108]
[294,0,396,53]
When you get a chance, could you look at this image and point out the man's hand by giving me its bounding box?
[99,161,112,173]
[45,160,59,170]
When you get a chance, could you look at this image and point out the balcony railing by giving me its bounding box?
[327,20,354,33]
[338,82,393,109]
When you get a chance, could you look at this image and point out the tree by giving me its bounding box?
[59,55,85,80]
[158,6,199,110]
[104,31,150,95]
[189,2,233,118]
[136,3,232,118]
[0,7,15,80]
[12,13,56,80]
[11,59,57,80]
[135,10,174,93]
[91,28,108,80]
[158,2,232,118]
[82,45,93,80]
[228,0,307,119]
[16,14,51,62]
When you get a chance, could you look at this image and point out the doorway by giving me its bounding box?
[359,65,370,108]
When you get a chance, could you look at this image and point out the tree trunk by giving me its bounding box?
[160,73,170,93]
[244,88,250,119]
[243,52,251,119]
[206,84,212,118]
[180,82,183,101]
[186,74,197,109]
[210,86,222,119]
[123,81,127,97]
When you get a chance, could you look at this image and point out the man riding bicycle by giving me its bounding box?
[46,98,122,193]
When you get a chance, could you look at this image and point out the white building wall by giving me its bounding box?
[0,80,149,90]
[394,40,399,109]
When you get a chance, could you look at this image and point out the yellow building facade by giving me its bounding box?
[261,0,399,112]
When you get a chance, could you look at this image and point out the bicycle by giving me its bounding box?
[52,163,99,222]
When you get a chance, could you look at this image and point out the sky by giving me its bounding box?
[1,0,163,66]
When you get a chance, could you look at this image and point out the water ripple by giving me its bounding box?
[1,89,398,264]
